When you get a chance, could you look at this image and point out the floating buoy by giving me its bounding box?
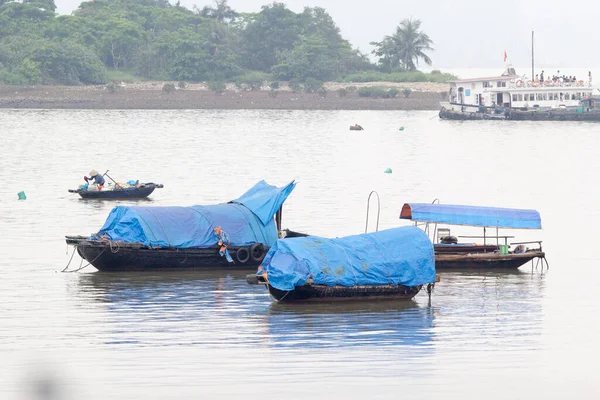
[17,191,26,200]
[399,126,405,131]
[384,168,392,174]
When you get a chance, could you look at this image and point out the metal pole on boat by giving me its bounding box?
[531,31,535,80]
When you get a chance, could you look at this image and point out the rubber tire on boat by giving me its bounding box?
[483,114,490,120]
[236,247,250,264]
[250,243,266,263]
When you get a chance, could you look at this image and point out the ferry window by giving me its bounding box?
[512,94,517,101]
[483,81,491,88]
[518,94,523,101]
[529,94,535,101]
[553,93,558,100]
[536,93,543,101]
[496,81,506,87]
[572,94,576,100]
[542,93,548,101]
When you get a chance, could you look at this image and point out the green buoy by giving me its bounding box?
[384,168,392,174]
[17,191,26,200]
[399,126,405,131]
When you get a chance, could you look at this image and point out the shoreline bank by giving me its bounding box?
[0,82,447,110]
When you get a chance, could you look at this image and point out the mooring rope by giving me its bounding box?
[62,246,77,272]
[62,247,107,273]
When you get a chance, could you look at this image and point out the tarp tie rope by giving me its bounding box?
[142,208,172,248]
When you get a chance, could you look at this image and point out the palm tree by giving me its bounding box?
[371,19,434,71]
[200,0,238,24]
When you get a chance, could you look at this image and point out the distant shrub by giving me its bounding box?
[342,70,456,83]
[106,82,122,93]
[402,87,412,98]
[178,81,186,89]
[317,86,327,97]
[337,88,348,97]
[269,81,280,90]
[358,86,392,98]
[346,85,357,92]
[289,78,303,93]
[234,71,270,91]
[162,83,176,93]
[268,89,278,98]
[387,88,399,98]
[208,80,226,93]
[304,77,323,93]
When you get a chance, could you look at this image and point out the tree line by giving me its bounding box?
[0,0,450,86]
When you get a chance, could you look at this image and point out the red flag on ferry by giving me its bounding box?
[504,51,507,62]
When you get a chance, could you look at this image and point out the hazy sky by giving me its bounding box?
[54,0,600,69]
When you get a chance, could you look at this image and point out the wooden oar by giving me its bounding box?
[103,170,133,196]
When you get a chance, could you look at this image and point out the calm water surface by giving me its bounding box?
[1,109,599,399]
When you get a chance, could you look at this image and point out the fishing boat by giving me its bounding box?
[65,180,296,272]
[247,226,437,302]
[68,182,163,199]
[400,202,547,269]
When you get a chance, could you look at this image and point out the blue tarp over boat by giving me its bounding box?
[93,180,296,248]
[400,203,541,229]
[261,226,436,291]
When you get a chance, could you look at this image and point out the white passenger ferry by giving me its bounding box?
[439,68,599,120]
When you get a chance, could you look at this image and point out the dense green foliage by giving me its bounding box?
[0,0,451,85]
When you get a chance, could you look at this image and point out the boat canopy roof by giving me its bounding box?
[450,75,516,84]
[261,226,436,291]
[400,203,541,229]
[93,180,296,248]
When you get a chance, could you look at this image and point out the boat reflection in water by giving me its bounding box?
[72,267,544,352]
[263,299,436,350]
[73,270,435,351]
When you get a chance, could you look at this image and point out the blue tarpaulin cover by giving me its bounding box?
[400,203,541,229]
[93,180,295,248]
[230,180,296,225]
[261,226,435,291]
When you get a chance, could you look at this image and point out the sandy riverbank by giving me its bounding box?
[0,81,448,110]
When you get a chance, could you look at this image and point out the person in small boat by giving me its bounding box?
[353,124,364,130]
[84,170,105,189]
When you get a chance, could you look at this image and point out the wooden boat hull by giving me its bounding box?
[68,183,163,199]
[266,283,422,302]
[506,109,600,121]
[439,108,600,121]
[434,244,498,253]
[66,237,267,271]
[435,251,545,269]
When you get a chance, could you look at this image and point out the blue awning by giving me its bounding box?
[400,203,541,229]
